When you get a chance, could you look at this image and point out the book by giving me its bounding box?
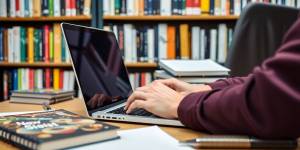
[10,95,73,104]
[0,110,119,150]
[159,59,230,76]
[154,70,225,83]
[11,88,74,98]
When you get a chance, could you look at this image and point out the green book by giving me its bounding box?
[49,29,54,62]
[38,29,43,61]
[20,27,26,62]
[17,69,22,90]
[49,0,54,16]
[34,29,39,62]
[61,33,66,62]
[182,0,186,15]
[115,0,121,15]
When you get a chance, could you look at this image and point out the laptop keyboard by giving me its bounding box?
[108,106,154,117]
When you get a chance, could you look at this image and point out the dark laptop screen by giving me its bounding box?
[62,23,132,115]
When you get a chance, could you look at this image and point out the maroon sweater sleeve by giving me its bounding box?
[178,18,300,139]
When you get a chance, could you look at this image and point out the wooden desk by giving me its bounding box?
[0,98,205,150]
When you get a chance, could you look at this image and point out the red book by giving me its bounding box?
[15,0,20,16]
[141,73,146,87]
[44,25,50,62]
[186,0,193,15]
[71,0,76,16]
[66,0,71,16]
[45,68,51,88]
[29,69,34,90]
[59,70,64,89]
[193,0,201,15]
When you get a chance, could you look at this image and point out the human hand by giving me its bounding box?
[87,93,113,109]
[124,81,184,119]
[154,78,212,97]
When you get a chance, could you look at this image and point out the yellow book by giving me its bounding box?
[27,27,34,63]
[53,24,61,63]
[53,68,60,90]
[180,24,190,59]
[33,0,41,17]
[201,0,210,14]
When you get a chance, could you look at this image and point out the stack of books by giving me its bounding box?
[156,59,230,84]
[10,89,74,104]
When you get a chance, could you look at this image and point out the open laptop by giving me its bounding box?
[61,23,183,126]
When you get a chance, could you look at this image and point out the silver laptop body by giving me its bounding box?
[61,23,183,126]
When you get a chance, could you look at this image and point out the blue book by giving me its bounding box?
[13,69,18,90]
[148,0,153,15]
[0,27,3,61]
[24,0,29,17]
[210,0,215,15]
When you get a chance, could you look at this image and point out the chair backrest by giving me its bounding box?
[225,3,299,77]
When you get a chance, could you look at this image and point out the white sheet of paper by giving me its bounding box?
[70,126,192,150]
[0,111,46,116]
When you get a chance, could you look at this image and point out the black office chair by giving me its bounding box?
[225,3,299,77]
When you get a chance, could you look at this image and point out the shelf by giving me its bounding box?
[103,15,239,21]
[0,16,92,22]
[0,62,158,68]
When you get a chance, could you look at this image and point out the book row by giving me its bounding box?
[0,24,71,63]
[103,0,300,16]
[104,23,233,64]
[129,72,153,89]
[0,0,91,17]
[0,68,75,100]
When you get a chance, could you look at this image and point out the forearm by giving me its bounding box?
[207,75,251,89]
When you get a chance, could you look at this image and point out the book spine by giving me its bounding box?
[42,0,49,16]
[0,125,39,149]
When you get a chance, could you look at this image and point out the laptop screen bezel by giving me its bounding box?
[61,23,132,116]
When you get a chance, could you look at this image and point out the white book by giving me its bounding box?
[217,24,228,63]
[0,0,7,17]
[242,0,248,8]
[214,0,221,15]
[10,0,16,17]
[22,69,28,90]
[191,26,200,60]
[160,0,172,16]
[209,29,217,61]
[129,73,135,89]
[234,0,241,15]
[109,0,115,16]
[124,24,133,63]
[83,0,91,16]
[221,0,227,15]
[133,0,139,16]
[200,29,206,60]
[158,24,167,59]
[271,0,276,4]
[154,70,226,84]
[63,71,69,90]
[69,71,75,91]
[113,25,118,41]
[19,0,25,17]
[13,26,21,63]
[192,2,201,15]
[159,59,230,76]
[147,28,155,63]
[54,0,61,16]
[145,72,152,85]
[28,0,33,17]
[102,0,111,16]
[297,0,300,7]
[8,29,14,63]
[127,0,135,16]
[131,28,137,62]
[37,69,43,89]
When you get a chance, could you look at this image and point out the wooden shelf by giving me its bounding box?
[103,15,239,21]
[0,16,92,22]
[0,62,158,68]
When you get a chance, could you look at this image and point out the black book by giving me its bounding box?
[121,0,126,15]
[143,27,148,62]
[0,110,119,150]
[230,0,234,15]
[175,25,181,59]
[136,28,142,62]
[152,0,159,15]
[205,29,210,59]
[209,0,214,15]
[60,0,66,16]
[154,25,159,62]
[76,0,81,16]
[42,0,49,16]
[148,0,153,15]
[6,0,10,17]
[144,0,148,15]
[117,25,124,57]
[0,70,3,101]
[178,0,182,15]
[171,0,178,15]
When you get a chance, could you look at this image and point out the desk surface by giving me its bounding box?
[0,98,205,150]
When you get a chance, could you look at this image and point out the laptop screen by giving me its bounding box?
[62,23,133,115]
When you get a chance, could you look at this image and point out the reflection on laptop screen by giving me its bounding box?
[62,23,132,114]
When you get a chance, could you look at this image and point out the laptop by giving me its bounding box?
[61,23,183,126]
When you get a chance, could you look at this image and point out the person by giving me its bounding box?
[124,16,300,139]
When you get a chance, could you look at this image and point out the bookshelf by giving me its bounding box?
[103,15,239,21]
[0,16,92,22]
